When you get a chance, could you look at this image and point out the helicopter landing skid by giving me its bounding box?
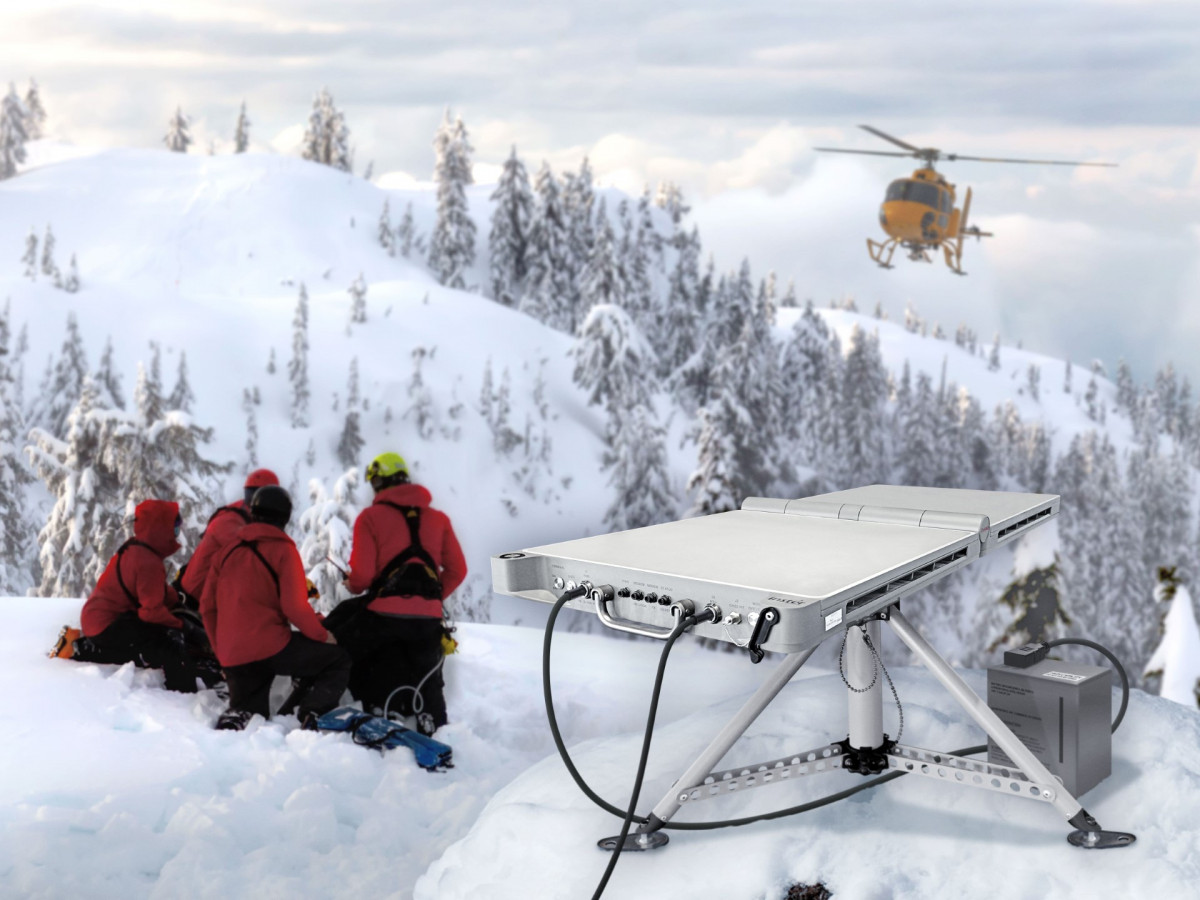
[866,237,897,269]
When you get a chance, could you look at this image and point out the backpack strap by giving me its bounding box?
[115,538,158,608]
[231,539,281,596]
[369,503,442,599]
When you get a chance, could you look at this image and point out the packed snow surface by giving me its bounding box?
[5,597,1198,899]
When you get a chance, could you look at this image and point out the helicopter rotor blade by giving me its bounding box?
[858,125,922,153]
[946,153,1117,167]
[813,148,915,158]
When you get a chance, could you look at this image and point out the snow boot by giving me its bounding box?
[49,626,82,660]
[214,709,254,731]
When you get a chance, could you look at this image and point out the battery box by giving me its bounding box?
[986,657,1111,797]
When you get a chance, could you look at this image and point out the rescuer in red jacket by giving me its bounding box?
[337,452,467,735]
[180,468,279,606]
[201,485,351,730]
[75,498,217,693]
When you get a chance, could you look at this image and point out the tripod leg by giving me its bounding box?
[637,645,818,836]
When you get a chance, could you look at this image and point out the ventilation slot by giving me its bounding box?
[845,547,970,613]
[996,507,1053,541]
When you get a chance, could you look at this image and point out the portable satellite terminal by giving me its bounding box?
[493,485,1134,855]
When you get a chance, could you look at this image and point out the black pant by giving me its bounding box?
[224,633,351,719]
[76,613,207,693]
[340,613,447,727]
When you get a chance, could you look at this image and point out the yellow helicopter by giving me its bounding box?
[815,125,1116,275]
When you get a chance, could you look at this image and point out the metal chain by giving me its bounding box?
[838,626,879,693]
[838,625,904,742]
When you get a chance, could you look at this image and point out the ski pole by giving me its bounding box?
[325,555,349,578]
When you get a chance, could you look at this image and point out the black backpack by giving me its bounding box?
[370,504,443,601]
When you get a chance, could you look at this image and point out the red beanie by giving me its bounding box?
[245,469,280,489]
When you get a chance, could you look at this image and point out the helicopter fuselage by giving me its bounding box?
[878,167,961,246]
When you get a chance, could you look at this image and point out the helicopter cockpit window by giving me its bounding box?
[907,182,941,209]
[885,181,908,202]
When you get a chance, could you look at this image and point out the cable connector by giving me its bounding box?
[1003,642,1048,668]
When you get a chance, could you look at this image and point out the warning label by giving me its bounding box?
[824,609,843,631]
[1043,671,1086,683]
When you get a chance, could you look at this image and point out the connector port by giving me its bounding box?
[630,590,644,601]
[657,595,671,606]
[645,593,659,604]
[617,587,631,598]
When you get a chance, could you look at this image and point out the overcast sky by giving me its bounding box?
[4,0,1199,386]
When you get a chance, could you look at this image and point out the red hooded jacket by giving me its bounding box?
[200,522,329,667]
[81,499,182,637]
[180,501,251,600]
[346,483,467,618]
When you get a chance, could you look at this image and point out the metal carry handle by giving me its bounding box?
[592,587,692,641]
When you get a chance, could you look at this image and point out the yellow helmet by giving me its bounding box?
[366,452,408,486]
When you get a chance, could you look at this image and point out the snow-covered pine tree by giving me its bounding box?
[560,157,596,331]
[23,79,45,140]
[478,357,495,429]
[21,228,37,279]
[164,107,191,153]
[289,283,310,427]
[167,351,195,412]
[337,357,365,469]
[987,334,1001,372]
[1027,364,1041,402]
[492,367,522,455]
[428,110,477,289]
[604,403,675,531]
[662,225,701,378]
[578,198,626,313]
[38,312,89,438]
[348,273,367,325]
[298,468,361,613]
[396,201,416,258]
[242,387,258,467]
[898,370,937,486]
[121,359,228,543]
[572,304,653,412]
[377,200,394,255]
[404,346,437,440]
[686,405,738,516]
[0,305,32,594]
[1144,569,1200,708]
[64,254,79,292]
[40,224,57,279]
[233,101,250,153]
[654,180,690,228]
[267,347,276,375]
[488,145,532,306]
[1063,358,1073,394]
[27,377,126,596]
[301,88,352,171]
[839,324,890,486]
[520,162,572,332]
[94,337,125,410]
[619,189,657,338]
[1114,359,1136,411]
[0,83,29,179]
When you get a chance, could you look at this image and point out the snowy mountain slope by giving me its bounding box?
[1,142,623,618]
[810,307,1131,459]
[0,139,1191,658]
